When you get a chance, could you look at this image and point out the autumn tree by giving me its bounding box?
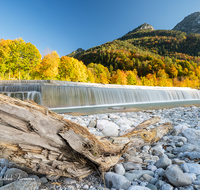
[87,69,95,83]
[39,51,60,80]
[0,38,41,79]
[59,56,88,82]
[126,69,138,85]
[87,63,110,84]
[111,69,127,85]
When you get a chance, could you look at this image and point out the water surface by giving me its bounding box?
[50,100,200,116]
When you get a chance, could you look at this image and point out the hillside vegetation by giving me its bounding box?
[69,26,200,88]
[1,23,200,88]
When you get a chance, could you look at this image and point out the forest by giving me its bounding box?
[1,27,200,88]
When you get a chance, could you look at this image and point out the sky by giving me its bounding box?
[0,0,200,57]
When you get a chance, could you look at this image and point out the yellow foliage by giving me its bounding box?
[59,56,88,82]
[39,51,60,80]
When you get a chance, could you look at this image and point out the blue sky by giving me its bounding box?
[1,0,200,57]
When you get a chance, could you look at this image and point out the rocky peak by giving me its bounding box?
[128,23,154,34]
[67,48,85,57]
[173,12,200,34]
[137,23,155,30]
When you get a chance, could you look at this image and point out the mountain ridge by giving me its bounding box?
[173,12,200,34]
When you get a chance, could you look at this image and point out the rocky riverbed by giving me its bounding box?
[1,105,200,190]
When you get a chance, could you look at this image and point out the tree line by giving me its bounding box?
[0,38,200,89]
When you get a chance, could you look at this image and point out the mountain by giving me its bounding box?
[127,23,154,33]
[67,19,200,85]
[67,48,85,57]
[173,12,200,34]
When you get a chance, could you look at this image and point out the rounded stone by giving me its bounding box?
[165,165,192,187]
[102,122,119,137]
[3,168,28,185]
[114,164,125,175]
[155,156,172,169]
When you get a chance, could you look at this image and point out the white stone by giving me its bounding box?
[99,114,108,119]
[123,162,142,171]
[96,120,109,130]
[147,165,157,172]
[125,155,143,163]
[174,124,188,133]
[109,114,120,119]
[88,120,96,128]
[115,118,135,127]
[150,144,165,157]
[102,122,119,137]
[127,186,151,190]
[114,164,125,175]
[82,184,89,189]
[120,124,131,131]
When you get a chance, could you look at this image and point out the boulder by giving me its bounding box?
[104,172,131,190]
[165,165,192,187]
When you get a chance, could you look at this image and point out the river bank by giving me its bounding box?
[1,105,200,190]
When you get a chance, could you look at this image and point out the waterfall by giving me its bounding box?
[0,80,200,108]
[41,84,200,108]
[0,82,42,105]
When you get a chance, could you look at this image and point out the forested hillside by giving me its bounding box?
[1,23,200,88]
[69,25,200,88]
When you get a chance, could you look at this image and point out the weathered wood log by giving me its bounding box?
[0,94,173,179]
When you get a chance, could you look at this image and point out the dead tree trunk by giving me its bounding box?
[0,94,173,179]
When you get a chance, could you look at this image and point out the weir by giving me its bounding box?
[0,80,200,108]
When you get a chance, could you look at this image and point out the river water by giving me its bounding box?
[50,100,200,116]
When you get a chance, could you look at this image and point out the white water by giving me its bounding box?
[2,91,42,105]
[41,84,200,108]
[0,81,200,108]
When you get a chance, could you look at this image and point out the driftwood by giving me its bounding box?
[0,94,173,179]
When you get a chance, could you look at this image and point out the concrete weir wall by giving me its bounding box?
[0,80,200,108]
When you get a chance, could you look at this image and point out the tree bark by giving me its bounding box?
[0,94,173,179]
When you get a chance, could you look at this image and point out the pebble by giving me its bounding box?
[161,184,173,190]
[127,186,151,190]
[143,174,153,182]
[146,183,157,190]
[123,162,142,171]
[1,106,200,190]
[155,156,172,169]
[125,170,154,181]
